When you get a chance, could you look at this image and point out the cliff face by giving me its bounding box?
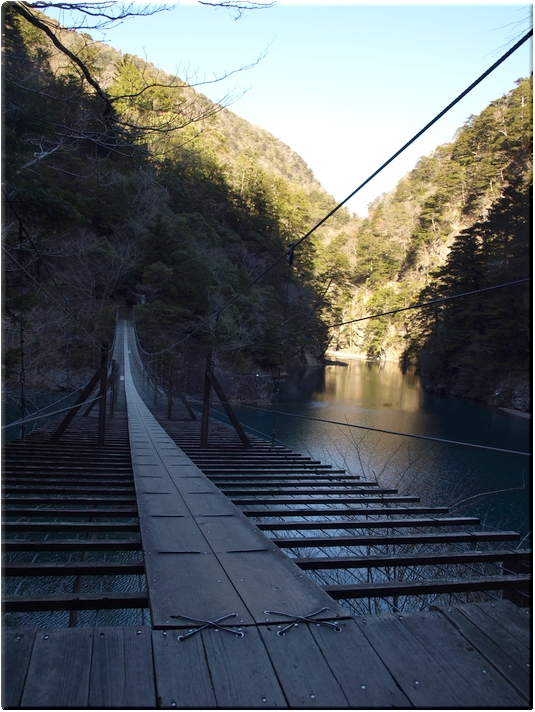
[321,76,532,412]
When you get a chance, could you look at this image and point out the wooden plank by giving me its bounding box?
[195,511,283,554]
[273,531,521,548]
[152,628,217,708]
[203,626,287,708]
[446,601,531,659]
[295,549,530,570]
[144,550,255,628]
[473,600,532,648]
[2,507,138,518]
[258,623,349,708]
[232,496,417,506]
[257,516,480,531]
[244,505,449,517]
[89,627,156,708]
[225,487,398,496]
[2,539,142,552]
[434,604,531,703]
[2,496,138,506]
[354,613,468,707]
[217,550,348,625]
[308,618,411,708]
[3,521,139,533]
[3,561,144,576]
[3,592,148,613]
[21,628,93,708]
[1,627,38,708]
[323,574,531,599]
[398,609,527,708]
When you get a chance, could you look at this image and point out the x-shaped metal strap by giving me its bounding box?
[171,613,244,641]
[264,607,343,635]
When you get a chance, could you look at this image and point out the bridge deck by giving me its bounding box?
[3,600,531,708]
[2,320,531,708]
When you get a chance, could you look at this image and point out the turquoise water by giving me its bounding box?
[220,361,531,543]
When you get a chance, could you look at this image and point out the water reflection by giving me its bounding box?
[228,360,531,543]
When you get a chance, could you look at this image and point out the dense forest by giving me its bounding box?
[324,75,532,410]
[2,3,532,412]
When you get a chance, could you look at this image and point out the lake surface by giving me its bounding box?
[223,360,531,544]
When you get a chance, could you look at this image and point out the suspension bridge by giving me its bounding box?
[2,317,531,708]
[2,18,532,705]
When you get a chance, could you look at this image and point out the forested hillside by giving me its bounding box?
[2,3,349,403]
[325,76,532,410]
[2,3,531,412]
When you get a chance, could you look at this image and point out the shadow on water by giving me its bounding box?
[223,360,531,545]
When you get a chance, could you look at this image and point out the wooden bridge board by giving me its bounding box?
[89,627,156,708]
[446,601,531,657]
[143,550,255,628]
[202,626,288,709]
[232,495,421,505]
[353,612,469,707]
[20,627,93,708]
[243,505,449,518]
[1,627,37,708]
[123,327,348,629]
[472,599,532,648]
[217,550,347,624]
[152,628,217,709]
[434,604,531,703]
[258,623,349,708]
[397,609,527,708]
[309,619,411,708]
[195,512,286,554]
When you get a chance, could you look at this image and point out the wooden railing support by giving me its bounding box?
[167,375,173,420]
[49,343,107,444]
[179,393,197,421]
[97,341,109,446]
[109,360,117,418]
[200,348,212,448]
[200,347,250,448]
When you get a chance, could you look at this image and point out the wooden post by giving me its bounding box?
[167,374,173,420]
[200,348,212,448]
[114,360,119,405]
[206,370,250,447]
[179,392,197,421]
[97,341,108,446]
[50,363,102,443]
[109,360,117,418]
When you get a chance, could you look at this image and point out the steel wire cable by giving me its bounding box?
[2,246,102,348]
[133,28,532,357]
[215,277,532,352]
[3,191,71,312]
[207,401,531,456]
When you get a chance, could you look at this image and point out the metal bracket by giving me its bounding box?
[171,613,245,640]
[264,607,343,635]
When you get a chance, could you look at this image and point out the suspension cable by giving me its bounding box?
[2,245,103,349]
[212,276,532,353]
[134,28,532,358]
[18,220,27,441]
[211,402,531,457]
[3,191,71,312]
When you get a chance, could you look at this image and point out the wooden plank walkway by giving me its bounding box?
[2,318,531,708]
[3,600,531,708]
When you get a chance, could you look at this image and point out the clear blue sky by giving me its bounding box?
[51,2,532,216]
